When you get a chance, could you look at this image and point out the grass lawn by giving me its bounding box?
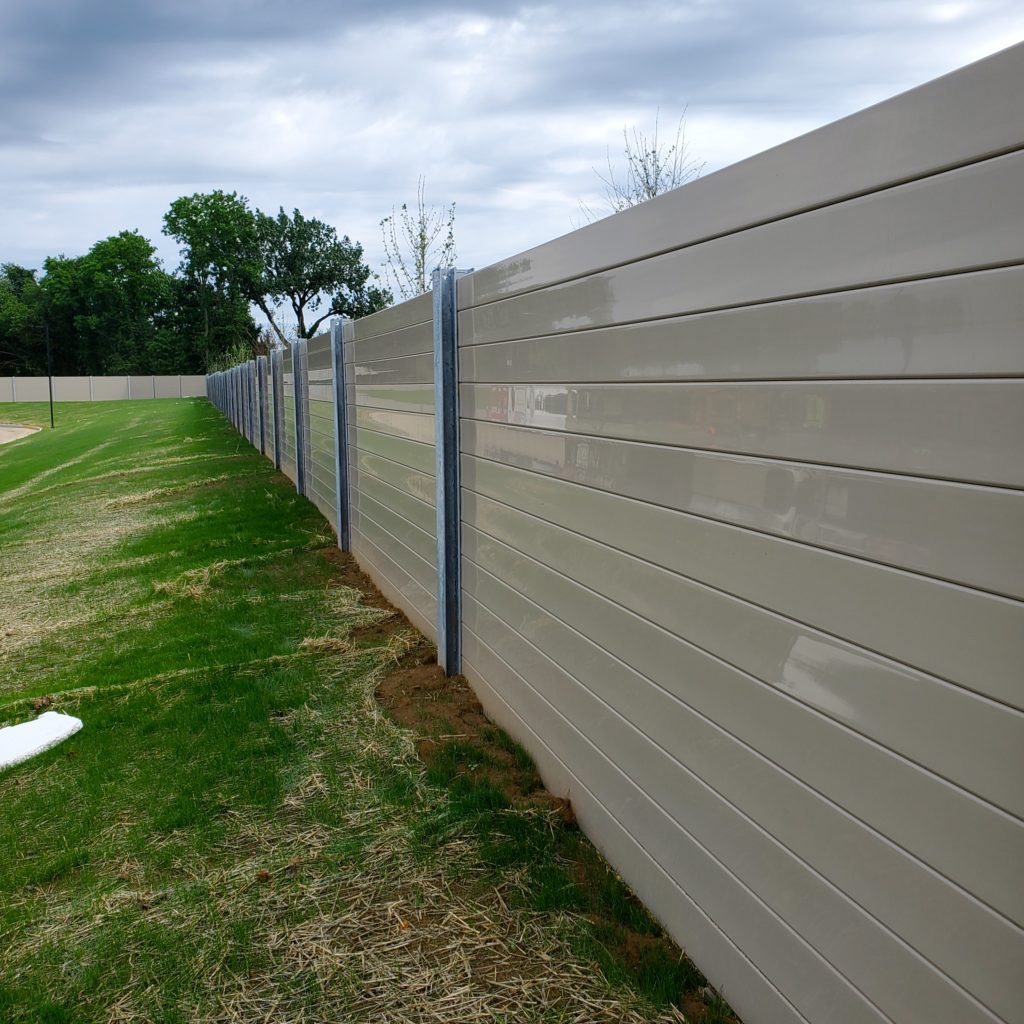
[0,400,734,1023]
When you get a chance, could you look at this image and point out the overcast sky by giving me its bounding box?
[1,0,1021,306]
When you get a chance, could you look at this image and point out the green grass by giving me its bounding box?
[0,400,716,1023]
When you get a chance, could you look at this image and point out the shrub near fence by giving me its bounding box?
[208,44,1024,1024]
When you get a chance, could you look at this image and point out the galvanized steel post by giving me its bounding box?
[432,267,462,675]
[329,319,351,551]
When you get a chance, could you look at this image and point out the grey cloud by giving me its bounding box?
[1,0,1021,278]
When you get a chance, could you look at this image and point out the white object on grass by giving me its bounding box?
[0,711,83,770]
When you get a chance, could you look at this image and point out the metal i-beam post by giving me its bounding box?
[329,318,351,551]
[432,267,466,675]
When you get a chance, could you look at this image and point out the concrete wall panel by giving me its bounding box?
[9,378,50,402]
[460,379,1024,488]
[280,347,297,484]
[459,267,1024,384]
[455,45,1024,1024]
[154,376,181,398]
[129,376,155,399]
[51,377,91,401]
[92,377,131,401]
[180,375,207,398]
[347,294,439,640]
[306,333,338,530]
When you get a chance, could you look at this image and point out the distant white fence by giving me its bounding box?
[0,375,207,402]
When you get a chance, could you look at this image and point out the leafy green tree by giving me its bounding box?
[164,191,389,348]
[258,207,391,339]
[40,232,180,375]
[0,264,46,375]
[162,191,260,366]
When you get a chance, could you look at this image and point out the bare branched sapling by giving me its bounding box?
[380,177,456,300]
[579,110,704,223]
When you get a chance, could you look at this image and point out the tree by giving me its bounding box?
[164,192,390,348]
[579,110,703,223]
[0,264,45,375]
[380,177,456,300]
[257,207,390,340]
[162,190,261,363]
[40,232,178,375]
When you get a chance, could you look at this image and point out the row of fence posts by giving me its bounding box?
[206,268,463,674]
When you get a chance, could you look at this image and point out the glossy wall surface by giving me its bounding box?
[280,347,297,484]
[344,292,438,642]
[264,356,277,465]
[456,44,1024,1024]
[306,333,339,531]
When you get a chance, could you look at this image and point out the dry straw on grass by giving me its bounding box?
[104,473,235,509]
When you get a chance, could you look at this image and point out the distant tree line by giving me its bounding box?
[0,192,391,378]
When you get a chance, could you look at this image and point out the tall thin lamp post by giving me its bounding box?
[45,322,54,429]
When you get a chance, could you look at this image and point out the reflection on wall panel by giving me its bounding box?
[459,268,1024,384]
[347,294,438,642]
[460,379,1024,487]
[306,333,338,529]
[456,45,1024,1024]
[280,346,297,484]
[461,419,1024,601]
